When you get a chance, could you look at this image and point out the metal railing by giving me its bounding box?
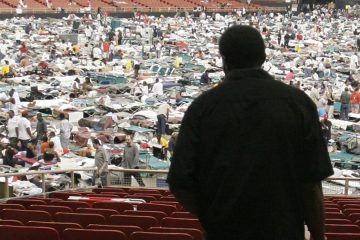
[1,167,360,199]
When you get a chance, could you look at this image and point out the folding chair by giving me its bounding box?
[149,226,203,240]
[1,209,52,224]
[137,203,177,215]
[54,212,106,227]
[93,201,133,212]
[50,200,91,211]
[76,208,119,222]
[0,220,24,226]
[161,217,204,232]
[110,215,159,229]
[87,224,142,238]
[29,205,73,217]
[27,221,82,239]
[326,233,360,240]
[130,231,193,240]
[0,203,26,211]
[63,228,126,240]
[124,210,167,221]
[7,199,46,209]
[325,224,360,233]
[0,225,60,240]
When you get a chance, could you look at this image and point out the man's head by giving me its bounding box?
[22,111,28,118]
[8,110,14,119]
[37,113,43,121]
[92,139,101,149]
[125,135,132,146]
[219,25,266,73]
[49,131,55,138]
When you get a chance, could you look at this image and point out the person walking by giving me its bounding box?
[92,139,109,187]
[122,135,145,187]
[18,111,33,151]
[59,113,72,149]
[7,110,20,148]
[340,87,351,120]
[167,25,333,240]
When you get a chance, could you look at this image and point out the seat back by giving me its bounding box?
[93,201,133,212]
[29,205,73,217]
[110,214,159,229]
[161,217,204,232]
[344,209,360,216]
[76,208,119,221]
[128,189,161,195]
[0,225,60,240]
[93,188,126,194]
[7,199,47,209]
[50,200,91,211]
[325,219,352,224]
[149,227,203,240]
[63,228,126,240]
[48,192,83,200]
[28,221,82,238]
[0,220,24,226]
[171,212,197,219]
[87,224,142,238]
[0,203,26,211]
[54,212,106,227]
[137,203,177,215]
[86,194,121,198]
[325,224,360,233]
[326,233,360,240]
[130,231,193,240]
[160,196,177,202]
[325,208,341,213]
[343,204,360,210]
[349,213,360,223]
[124,210,167,221]
[126,194,157,202]
[133,193,163,200]
[1,209,52,224]
[325,212,347,219]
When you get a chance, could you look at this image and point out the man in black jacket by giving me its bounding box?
[167,25,333,240]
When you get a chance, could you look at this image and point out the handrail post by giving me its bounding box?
[71,171,75,189]
[345,179,349,195]
[4,176,9,198]
[41,173,46,194]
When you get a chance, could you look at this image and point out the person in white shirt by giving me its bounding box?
[157,102,171,135]
[7,110,20,148]
[18,111,33,150]
[141,82,149,96]
[4,98,18,116]
[350,52,359,72]
[59,113,73,149]
[92,45,102,60]
[152,78,163,96]
[48,131,63,155]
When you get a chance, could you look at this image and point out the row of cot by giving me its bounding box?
[0,188,203,240]
[323,196,360,240]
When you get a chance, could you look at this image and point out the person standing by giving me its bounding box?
[18,111,33,151]
[122,135,145,187]
[151,78,163,96]
[92,139,109,187]
[157,102,171,136]
[167,26,333,240]
[325,86,335,119]
[59,113,72,149]
[7,110,20,148]
[340,87,351,120]
[36,113,47,143]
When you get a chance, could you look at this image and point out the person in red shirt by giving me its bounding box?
[296,33,303,41]
[350,87,360,113]
[285,69,295,81]
[102,41,110,60]
[19,44,28,54]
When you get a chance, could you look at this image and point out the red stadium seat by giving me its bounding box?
[93,201,133,212]
[325,224,360,233]
[324,203,339,208]
[7,199,46,209]
[1,209,52,223]
[326,233,360,240]
[325,212,347,220]
[110,215,159,229]
[171,212,197,219]
[48,192,83,200]
[0,220,24,226]
[325,208,341,213]
[50,200,91,211]
[130,231,193,240]
[86,194,121,198]
[87,224,143,238]
[90,192,128,197]
[133,193,163,200]
[338,201,360,209]
[343,204,360,210]
[349,213,360,223]
[160,196,177,202]
[137,203,177,215]
[93,188,126,194]
[150,201,181,210]
[27,221,82,238]
[344,209,360,216]
[326,219,352,224]
[76,207,119,221]
[0,225,60,240]
[128,189,161,195]
[161,217,204,232]
[29,205,73,217]
[27,197,62,204]
[63,228,126,240]
[54,212,106,227]
[124,210,167,221]
[149,227,203,240]
[0,203,26,211]
[126,194,157,202]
